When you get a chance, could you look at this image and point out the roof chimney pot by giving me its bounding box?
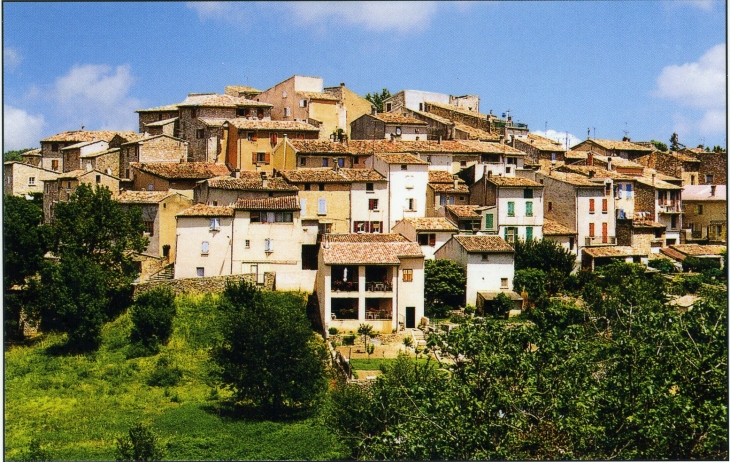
[711,184,716,196]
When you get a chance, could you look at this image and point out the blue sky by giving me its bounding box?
[3,1,727,151]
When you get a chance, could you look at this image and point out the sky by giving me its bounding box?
[2,1,727,151]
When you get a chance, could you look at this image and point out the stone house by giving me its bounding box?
[633,150,701,186]
[383,90,479,114]
[43,169,119,223]
[581,246,649,271]
[120,134,190,180]
[392,217,458,260]
[681,185,726,244]
[129,162,230,194]
[542,218,577,255]
[615,219,666,255]
[370,153,429,231]
[470,175,544,243]
[221,119,319,173]
[350,112,429,141]
[80,148,122,177]
[692,150,728,185]
[408,110,456,140]
[116,190,192,263]
[659,244,726,269]
[571,138,653,161]
[445,205,483,233]
[423,102,526,141]
[456,141,527,181]
[317,233,425,334]
[193,173,298,207]
[4,161,60,197]
[136,104,180,134]
[20,148,42,167]
[513,133,568,164]
[426,170,469,216]
[39,130,141,173]
[61,140,109,172]
[434,235,517,308]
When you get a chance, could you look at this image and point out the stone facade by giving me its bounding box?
[3,162,60,197]
[179,106,233,162]
[134,272,275,296]
[137,109,180,134]
[121,136,189,179]
[83,150,121,177]
[695,151,727,185]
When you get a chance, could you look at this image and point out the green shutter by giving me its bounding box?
[525,201,533,216]
[485,214,493,230]
[507,201,515,216]
[526,226,533,240]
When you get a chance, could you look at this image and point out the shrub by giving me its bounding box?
[20,437,51,462]
[147,357,182,387]
[682,256,720,273]
[491,293,514,318]
[342,334,356,346]
[115,422,165,461]
[328,327,339,335]
[424,260,466,318]
[130,287,176,350]
[648,258,677,274]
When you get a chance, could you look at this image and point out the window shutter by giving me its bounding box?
[300,199,307,212]
[589,223,595,237]
[526,226,533,240]
[525,201,533,216]
[201,241,209,254]
[507,201,515,216]
[318,198,327,215]
[589,199,595,212]
[252,152,258,164]
[485,214,493,229]
[602,198,608,212]
[429,234,436,246]
[265,152,271,164]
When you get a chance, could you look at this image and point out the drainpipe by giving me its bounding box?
[230,212,235,275]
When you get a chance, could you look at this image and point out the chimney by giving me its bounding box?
[711,185,716,196]
[587,152,593,166]
[340,82,345,87]
[588,170,595,179]
[438,135,442,144]
[607,157,612,171]
[652,173,656,185]
[390,133,395,143]
[371,106,377,116]
[453,175,459,189]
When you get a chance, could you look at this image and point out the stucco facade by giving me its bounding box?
[370,153,429,231]
[4,161,60,197]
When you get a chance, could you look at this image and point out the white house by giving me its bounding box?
[317,234,425,335]
[392,217,458,259]
[434,235,516,307]
[369,153,429,231]
[174,204,235,279]
[340,168,390,234]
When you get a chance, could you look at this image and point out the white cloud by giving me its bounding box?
[3,105,46,150]
[532,130,582,149]
[186,1,246,24]
[287,2,439,33]
[4,47,22,72]
[51,64,141,131]
[673,0,715,11]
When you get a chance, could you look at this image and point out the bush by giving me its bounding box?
[682,256,720,273]
[648,258,677,274]
[488,293,515,318]
[130,287,176,350]
[19,437,52,462]
[115,422,165,461]
[513,268,547,300]
[328,327,339,335]
[424,260,466,318]
[147,357,182,387]
[342,334,356,346]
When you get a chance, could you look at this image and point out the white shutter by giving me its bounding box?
[318,198,327,215]
[201,241,209,254]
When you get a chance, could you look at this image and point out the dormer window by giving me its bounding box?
[395,126,402,136]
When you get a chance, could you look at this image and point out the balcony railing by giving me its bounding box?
[584,236,617,246]
[658,203,682,213]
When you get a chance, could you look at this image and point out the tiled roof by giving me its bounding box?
[225,85,262,94]
[322,234,423,265]
[123,134,187,146]
[593,155,645,169]
[116,190,173,204]
[298,91,339,101]
[542,219,575,235]
[287,139,496,155]
[659,150,700,163]
[452,123,501,141]
[583,246,646,258]
[376,153,429,165]
[177,203,234,217]
[41,130,139,143]
[426,101,490,120]
[487,176,543,187]
[582,139,653,152]
[132,162,230,179]
[429,170,461,183]
[565,150,588,159]
[660,247,687,261]
[635,176,683,190]
[670,244,726,257]
[145,117,178,127]
[681,185,727,201]
[518,133,567,151]
[446,205,481,218]
[81,148,120,158]
[429,183,470,193]
[338,168,387,182]
[373,113,428,125]
[558,165,628,180]
[198,117,229,128]
[226,119,319,131]
[61,140,105,150]
[457,140,526,155]
[205,175,297,191]
[400,217,458,232]
[235,196,301,211]
[280,168,351,183]
[632,220,666,228]
[21,148,42,156]
[178,93,272,108]
[453,235,514,253]
[137,104,180,112]
[410,110,454,125]
[288,140,359,154]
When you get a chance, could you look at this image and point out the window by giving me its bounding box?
[51,160,59,171]
[162,245,170,257]
[264,238,273,252]
[318,198,327,215]
[143,221,154,236]
[28,176,36,186]
[507,201,515,216]
[196,128,205,139]
[484,213,494,230]
[526,226,533,240]
[299,99,307,107]
[196,267,204,277]
[322,158,329,167]
[52,143,59,152]
[401,164,408,171]
[625,183,633,198]
[275,212,293,223]
[481,253,489,261]
[501,278,509,289]
[504,227,517,244]
[402,268,413,282]
[405,174,414,188]
[282,91,287,98]
[406,198,416,211]
[354,156,361,164]
[245,239,250,249]
[589,223,595,237]
[697,204,704,215]
[525,201,533,217]
[417,233,436,246]
[366,182,374,192]
[300,157,306,167]
[605,183,611,196]
[705,174,714,183]
[507,157,517,165]
[96,175,101,184]
[385,102,392,112]
[191,109,197,118]
[257,109,264,119]
[256,152,267,164]
[616,184,623,199]
[548,201,553,212]
[602,198,608,213]
[250,211,261,223]
[337,158,345,168]
[212,200,218,206]
[201,241,209,254]
[589,198,595,213]
[460,160,467,167]
[247,132,255,141]
[284,107,291,117]
[524,189,533,199]
[269,133,278,146]
[368,198,379,210]
[395,126,402,136]
[210,217,220,231]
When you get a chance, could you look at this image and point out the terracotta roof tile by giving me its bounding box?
[429,183,470,193]
[426,101,489,119]
[487,176,543,187]
[582,139,653,152]
[116,190,174,204]
[326,233,411,243]
[583,246,646,258]
[144,117,178,127]
[81,148,120,159]
[670,244,726,256]
[400,217,458,231]
[136,104,180,112]
[226,119,319,131]
[410,110,454,125]
[206,175,298,191]
[375,153,429,164]
[280,169,350,183]
[429,170,461,183]
[42,130,139,143]
[542,219,575,235]
[298,91,339,101]
[198,117,229,127]
[544,170,619,187]
[565,150,588,159]
[453,123,501,141]
[520,133,567,151]
[178,93,272,108]
[660,247,687,261]
[21,148,42,156]
[453,235,514,253]
[132,162,230,179]
[338,168,387,182]
[177,203,235,217]
[373,113,428,125]
[457,140,526,155]
[557,165,628,180]
[235,196,301,210]
[322,234,423,265]
[287,139,496,155]
[659,150,700,163]
[446,205,481,218]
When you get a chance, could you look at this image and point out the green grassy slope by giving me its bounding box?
[4,293,345,460]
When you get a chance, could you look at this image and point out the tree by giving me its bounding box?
[115,422,164,461]
[424,259,466,318]
[357,323,374,355]
[129,287,177,354]
[513,238,575,292]
[650,139,668,152]
[670,132,684,151]
[3,148,32,162]
[364,88,391,113]
[211,280,329,415]
[513,268,547,301]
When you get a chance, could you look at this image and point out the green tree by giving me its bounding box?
[648,257,677,274]
[364,88,391,113]
[513,238,575,291]
[513,268,547,301]
[3,148,33,162]
[650,139,668,152]
[670,132,684,151]
[19,436,52,462]
[129,286,177,354]
[424,259,466,318]
[357,323,374,355]
[211,280,329,415]
[115,422,164,461]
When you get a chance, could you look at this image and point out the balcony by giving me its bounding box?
[584,236,617,246]
[658,200,682,214]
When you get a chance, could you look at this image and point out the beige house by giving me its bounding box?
[129,162,230,194]
[174,204,236,279]
[426,171,469,217]
[681,185,726,244]
[571,137,653,162]
[4,161,60,197]
[370,153,430,231]
[392,217,458,259]
[120,134,190,180]
[350,112,429,141]
[317,234,425,334]
[542,218,577,255]
[43,169,119,223]
[193,173,298,207]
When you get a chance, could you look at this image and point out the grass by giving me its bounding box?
[4,293,346,460]
[349,356,435,371]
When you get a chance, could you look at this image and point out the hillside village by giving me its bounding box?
[5,74,727,336]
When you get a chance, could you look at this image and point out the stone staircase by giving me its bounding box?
[410,328,427,349]
[148,264,174,282]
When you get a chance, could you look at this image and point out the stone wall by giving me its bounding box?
[634,182,656,216]
[424,102,493,133]
[695,152,727,185]
[134,272,276,296]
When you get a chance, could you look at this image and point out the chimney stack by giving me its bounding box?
[587,151,593,166]
[711,185,716,196]
[607,157,612,171]
[438,135,442,144]
[453,175,459,189]
[652,173,656,185]
[588,170,595,179]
